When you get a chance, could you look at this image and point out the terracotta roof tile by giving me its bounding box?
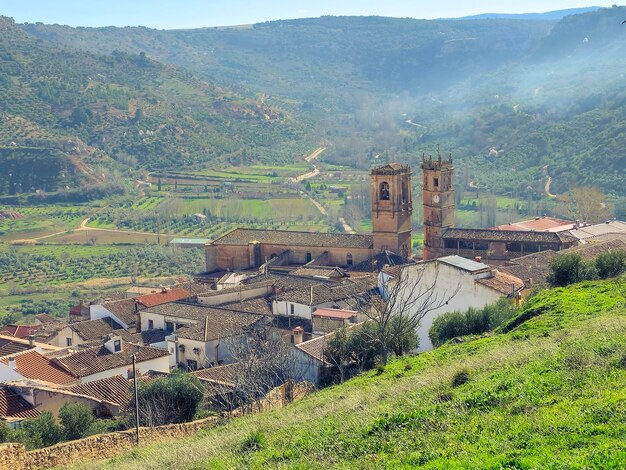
[135,288,193,308]
[191,364,238,387]
[312,308,358,320]
[212,228,373,249]
[175,311,266,342]
[0,325,38,339]
[276,277,377,306]
[68,375,130,406]
[443,228,576,244]
[0,350,76,385]
[54,344,168,378]
[35,313,57,323]
[0,338,32,356]
[492,217,574,232]
[98,298,138,326]
[476,271,524,295]
[218,298,274,316]
[70,318,126,341]
[0,387,40,421]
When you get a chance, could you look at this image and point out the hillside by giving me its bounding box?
[77,278,626,469]
[19,10,626,199]
[0,17,310,197]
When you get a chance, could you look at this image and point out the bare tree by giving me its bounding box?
[557,186,615,224]
[205,325,298,413]
[347,263,459,365]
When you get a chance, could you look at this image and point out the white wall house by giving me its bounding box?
[272,299,336,320]
[384,256,523,351]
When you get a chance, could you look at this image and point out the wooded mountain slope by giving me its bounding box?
[0,16,309,196]
[20,9,626,197]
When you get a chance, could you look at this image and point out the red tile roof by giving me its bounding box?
[0,325,38,339]
[476,271,524,295]
[0,387,40,421]
[312,308,358,320]
[0,350,76,385]
[492,217,574,232]
[134,288,192,308]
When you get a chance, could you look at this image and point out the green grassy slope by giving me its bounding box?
[80,278,626,469]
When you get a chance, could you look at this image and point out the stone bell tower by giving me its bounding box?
[422,154,455,260]
[370,163,413,258]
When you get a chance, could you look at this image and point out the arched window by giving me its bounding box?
[305,252,312,263]
[402,181,408,202]
[380,182,390,200]
[346,253,353,267]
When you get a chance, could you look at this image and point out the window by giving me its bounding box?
[113,340,121,352]
[148,319,154,330]
[444,239,458,249]
[402,181,408,202]
[380,182,390,200]
[176,323,184,330]
[290,304,295,315]
[66,338,72,347]
[186,360,198,371]
[165,321,174,332]
[306,252,312,263]
[433,177,439,188]
[346,253,353,267]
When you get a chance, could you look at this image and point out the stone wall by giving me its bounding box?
[0,381,312,469]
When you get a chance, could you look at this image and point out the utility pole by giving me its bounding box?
[132,353,140,446]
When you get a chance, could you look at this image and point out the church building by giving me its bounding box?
[420,155,578,262]
[204,163,413,272]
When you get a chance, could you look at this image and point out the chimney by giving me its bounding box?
[8,357,16,370]
[575,220,580,228]
[28,335,34,348]
[292,327,304,345]
[204,316,209,343]
[474,256,482,263]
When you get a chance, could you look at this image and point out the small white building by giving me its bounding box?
[273,278,376,320]
[383,255,523,352]
[139,303,267,371]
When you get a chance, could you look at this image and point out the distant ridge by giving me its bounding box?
[451,7,601,21]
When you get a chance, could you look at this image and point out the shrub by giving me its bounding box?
[129,371,204,427]
[595,250,626,279]
[429,297,518,347]
[547,253,597,287]
[59,402,95,441]
[452,370,470,387]
[20,411,62,448]
[241,431,265,452]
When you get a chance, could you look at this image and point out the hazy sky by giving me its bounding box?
[1,1,618,29]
